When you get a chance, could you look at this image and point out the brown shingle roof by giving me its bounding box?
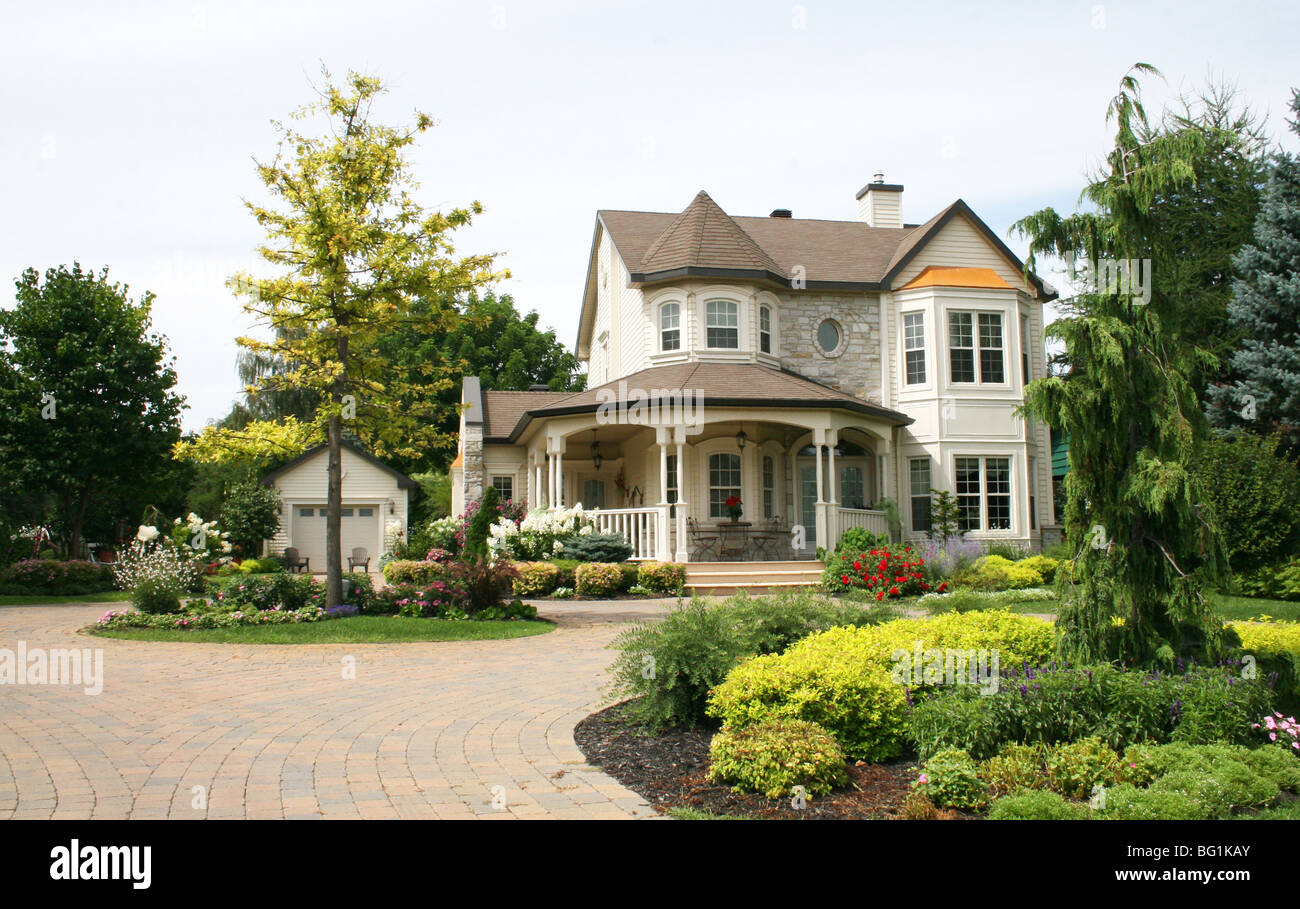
[481,390,571,440]
[637,191,786,279]
[489,363,912,441]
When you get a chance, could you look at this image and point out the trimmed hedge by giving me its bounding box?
[382,560,448,586]
[575,562,625,597]
[637,561,686,595]
[707,718,848,799]
[0,559,116,595]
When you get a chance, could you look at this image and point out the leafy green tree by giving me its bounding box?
[1014,64,1231,667]
[1193,433,1300,575]
[228,70,504,606]
[926,490,963,543]
[218,481,282,556]
[377,291,584,470]
[0,264,184,558]
[1206,89,1300,444]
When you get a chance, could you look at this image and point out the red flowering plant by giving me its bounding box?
[824,545,942,600]
[724,495,743,521]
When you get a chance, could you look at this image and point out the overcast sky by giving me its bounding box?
[2,0,1297,431]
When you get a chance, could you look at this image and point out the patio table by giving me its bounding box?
[714,521,751,560]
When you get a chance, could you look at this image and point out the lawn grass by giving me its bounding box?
[0,591,130,606]
[88,615,554,644]
[666,806,759,820]
[1207,593,1300,622]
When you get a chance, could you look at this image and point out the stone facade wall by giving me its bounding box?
[776,291,882,403]
[462,424,484,508]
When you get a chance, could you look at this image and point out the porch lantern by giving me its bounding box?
[590,431,603,470]
[735,429,748,450]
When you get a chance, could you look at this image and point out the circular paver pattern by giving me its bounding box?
[0,600,672,820]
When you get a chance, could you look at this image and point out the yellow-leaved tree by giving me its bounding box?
[227,70,505,606]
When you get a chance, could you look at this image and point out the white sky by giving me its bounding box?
[2,0,1297,431]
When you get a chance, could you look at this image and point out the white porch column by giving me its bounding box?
[827,431,839,505]
[826,431,839,550]
[813,431,828,548]
[655,427,671,561]
[555,448,564,506]
[674,430,689,562]
[547,451,555,507]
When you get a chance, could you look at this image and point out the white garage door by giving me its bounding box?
[291,506,380,570]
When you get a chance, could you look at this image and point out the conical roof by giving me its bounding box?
[637,190,786,277]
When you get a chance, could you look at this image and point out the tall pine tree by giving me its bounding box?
[1015,64,1232,667]
[1206,89,1300,445]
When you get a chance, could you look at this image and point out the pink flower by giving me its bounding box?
[918,773,928,785]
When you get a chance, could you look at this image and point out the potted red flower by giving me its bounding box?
[724,495,743,522]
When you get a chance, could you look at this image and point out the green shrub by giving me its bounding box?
[1018,555,1059,585]
[608,599,754,728]
[0,559,116,594]
[1044,737,1122,798]
[727,589,896,656]
[618,562,639,592]
[1097,784,1209,820]
[980,743,1048,797]
[984,541,1030,561]
[131,576,183,614]
[218,481,281,556]
[464,487,499,556]
[836,526,890,554]
[551,559,580,588]
[1194,432,1300,575]
[211,573,321,612]
[910,664,1278,760]
[561,532,633,563]
[988,789,1089,820]
[512,561,560,596]
[382,560,448,586]
[1240,744,1300,791]
[914,749,988,812]
[1237,559,1300,601]
[1152,765,1278,818]
[707,719,848,799]
[575,562,625,597]
[637,561,686,595]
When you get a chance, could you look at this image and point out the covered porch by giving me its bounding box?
[523,407,901,562]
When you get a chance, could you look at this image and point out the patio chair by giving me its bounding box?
[283,547,309,574]
[687,518,719,561]
[347,547,371,572]
[749,516,783,560]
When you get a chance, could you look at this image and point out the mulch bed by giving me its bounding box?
[574,701,920,819]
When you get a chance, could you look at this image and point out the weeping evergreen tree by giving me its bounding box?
[1014,64,1233,667]
[1206,89,1300,446]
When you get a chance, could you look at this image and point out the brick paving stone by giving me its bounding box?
[0,600,671,819]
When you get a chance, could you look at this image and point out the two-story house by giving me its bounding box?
[451,177,1056,562]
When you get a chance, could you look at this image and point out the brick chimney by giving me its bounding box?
[855,173,904,228]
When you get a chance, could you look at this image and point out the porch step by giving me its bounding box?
[684,560,824,595]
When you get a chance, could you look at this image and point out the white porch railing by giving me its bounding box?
[835,507,889,538]
[593,507,661,560]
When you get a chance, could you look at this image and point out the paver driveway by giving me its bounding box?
[0,601,669,819]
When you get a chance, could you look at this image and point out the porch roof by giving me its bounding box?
[483,362,912,442]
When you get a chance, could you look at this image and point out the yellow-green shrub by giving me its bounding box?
[1228,619,1300,659]
[512,561,560,596]
[706,611,1054,761]
[382,560,447,586]
[707,718,848,799]
[637,561,686,595]
[1018,555,1059,585]
[574,562,624,597]
[956,555,1045,590]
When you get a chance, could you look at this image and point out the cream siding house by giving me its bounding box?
[262,442,415,570]
[451,177,1056,560]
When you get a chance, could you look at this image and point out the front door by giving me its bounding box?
[799,466,818,547]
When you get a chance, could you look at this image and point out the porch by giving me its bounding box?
[521,411,899,562]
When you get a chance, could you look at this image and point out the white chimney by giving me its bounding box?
[856,174,904,229]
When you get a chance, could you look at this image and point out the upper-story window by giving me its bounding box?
[759,305,772,354]
[949,311,1005,384]
[903,311,926,384]
[706,300,739,349]
[660,302,681,351]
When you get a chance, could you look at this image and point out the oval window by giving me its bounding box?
[817,319,841,354]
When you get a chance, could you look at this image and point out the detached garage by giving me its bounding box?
[261,441,416,571]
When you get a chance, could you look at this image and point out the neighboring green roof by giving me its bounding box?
[1051,427,1070,477]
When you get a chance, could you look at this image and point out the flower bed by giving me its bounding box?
[96,605,334,630]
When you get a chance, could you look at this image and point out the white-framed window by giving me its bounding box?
[762,455,775,518]
[903,311,926,385]
[582,479,606,508]
[660,302,681,352]
[706,299,739,349]
[949,311,1005,384]
[708,452,742,517]
[909,458,932,533]
[759,305,772,354]
[490,476,513,502]
[955,456,1012,532]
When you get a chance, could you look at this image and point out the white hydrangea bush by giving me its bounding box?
[487,505,599,560]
